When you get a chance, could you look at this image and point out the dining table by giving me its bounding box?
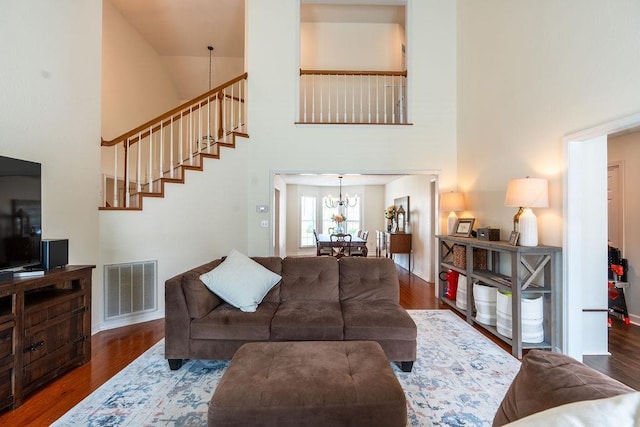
[316,233,368,257]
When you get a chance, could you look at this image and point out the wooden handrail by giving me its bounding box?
[300,69,406,77]
[101,72,248,147]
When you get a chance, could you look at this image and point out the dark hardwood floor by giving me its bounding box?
[1,265,637,426]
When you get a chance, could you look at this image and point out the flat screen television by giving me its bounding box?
[0,155,42,272]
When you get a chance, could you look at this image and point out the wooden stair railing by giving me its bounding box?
[100,73,248,210]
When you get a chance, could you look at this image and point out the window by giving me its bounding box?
[343,203,361,235]
[300,196,316,247]
[321,198,361,235]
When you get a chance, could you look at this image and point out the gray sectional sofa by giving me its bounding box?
[164,256,417,371]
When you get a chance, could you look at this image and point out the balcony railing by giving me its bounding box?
[298,69,408,125]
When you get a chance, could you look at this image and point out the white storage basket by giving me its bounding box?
[473,282,497,326]
[455,275,468,311]
[496,291,544,343]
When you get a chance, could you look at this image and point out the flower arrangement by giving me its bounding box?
[331,213,346,223]
[384,205,396,219]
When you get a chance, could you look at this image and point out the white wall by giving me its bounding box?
[98,142,249,330]
[246,0,458,258]
[457,0,640,356]
[102,0,180,141]
[608,130,640,323]
[300,22,404,70]
[386,175,434,280]
[0,1,102,329]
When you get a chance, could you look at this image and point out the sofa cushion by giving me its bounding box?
[493,350,635,426]
[199,250,282,313]
[183,259,224,319]
[280,257,339,301]
[191,302,279,341]
[341,300,417,341]
[339,257,399,302]
[271,301,344,340]
[504,392,640,426]
[250,257,283,303]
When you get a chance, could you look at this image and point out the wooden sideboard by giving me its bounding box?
[376,231,412,271]
[0,265,94,411]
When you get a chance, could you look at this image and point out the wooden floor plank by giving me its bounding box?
[0,265,636,425]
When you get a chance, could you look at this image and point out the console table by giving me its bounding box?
[436,236,560,358]
[0,265,94,410]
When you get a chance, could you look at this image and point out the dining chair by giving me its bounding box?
[330,233,352,258]
[313,229,332,256]
[351,230,368,257]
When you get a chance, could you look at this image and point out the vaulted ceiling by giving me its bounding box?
[108,0,404,100]
[107,0,408,186]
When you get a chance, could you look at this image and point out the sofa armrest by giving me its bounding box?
[493,350,635,426]
[164,273,193,360]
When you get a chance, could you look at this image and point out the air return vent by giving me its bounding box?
[104,260,157,320]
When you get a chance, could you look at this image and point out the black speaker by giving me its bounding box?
[41,239,69,270]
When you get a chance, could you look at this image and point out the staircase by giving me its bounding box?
[100,73,248,210]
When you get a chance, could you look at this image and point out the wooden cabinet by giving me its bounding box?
[0,285,15,411]
[377,232,412,271]
[437,236,560,358]
[0,265,93,410]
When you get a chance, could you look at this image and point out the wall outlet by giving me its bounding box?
[260,220,269,228]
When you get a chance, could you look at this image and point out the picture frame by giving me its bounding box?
[453,218,475,237]
[509,231,520,246]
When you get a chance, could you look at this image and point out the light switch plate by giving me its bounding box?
[256,205,269,213]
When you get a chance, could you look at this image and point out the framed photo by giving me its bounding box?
[509,231,520,246]
[453,218,475,237]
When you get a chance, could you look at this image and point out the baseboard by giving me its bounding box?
[93,310,165,334]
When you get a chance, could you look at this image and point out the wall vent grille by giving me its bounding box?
[104,260,157,320]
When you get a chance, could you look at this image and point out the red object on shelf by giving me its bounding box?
[441,270,460,300]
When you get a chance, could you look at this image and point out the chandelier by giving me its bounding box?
[325,176,358,208]
[202,45,215,144]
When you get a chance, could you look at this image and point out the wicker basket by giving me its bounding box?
[453,245,488,269]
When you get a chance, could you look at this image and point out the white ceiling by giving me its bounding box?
[108,0,245,58]
[108,0,404,58]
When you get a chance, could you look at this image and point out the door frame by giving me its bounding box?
[563,112,640,360]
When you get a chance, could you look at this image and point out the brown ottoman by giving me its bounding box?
[208,341,407,426]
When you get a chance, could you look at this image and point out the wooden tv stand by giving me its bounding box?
[0,265,94,411]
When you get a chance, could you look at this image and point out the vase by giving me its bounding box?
[386,218,393,232]
[335,223,344,234]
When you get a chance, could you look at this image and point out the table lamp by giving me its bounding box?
[504,177,548,246]
[440,192,465,235]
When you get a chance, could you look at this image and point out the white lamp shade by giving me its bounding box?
[504,178,548,208]
[440,192,465,212]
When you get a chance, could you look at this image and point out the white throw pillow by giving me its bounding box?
[199,249,281,312]
[505,392,640,427]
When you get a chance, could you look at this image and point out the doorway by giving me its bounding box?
[563,112,640,360]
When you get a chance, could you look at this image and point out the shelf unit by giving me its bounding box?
[0,265,94,411]
[437,236,560,358]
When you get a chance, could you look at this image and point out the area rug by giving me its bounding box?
[53,310,520,426]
